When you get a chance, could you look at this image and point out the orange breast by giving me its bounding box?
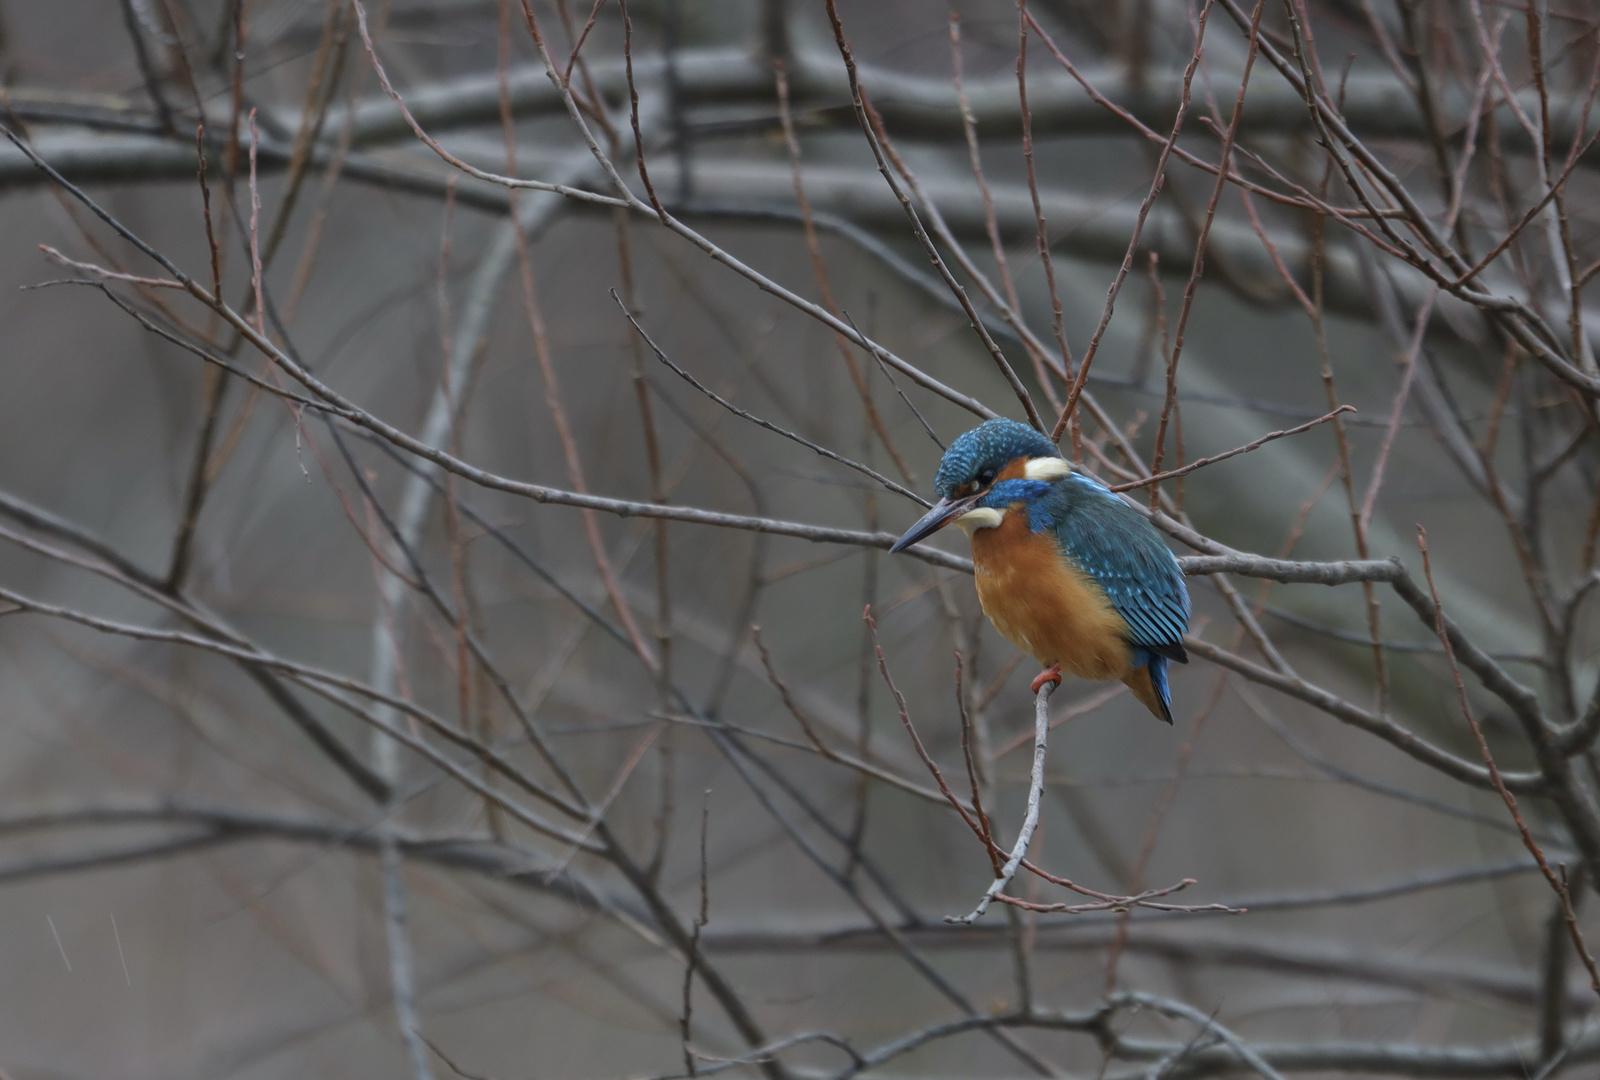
[970,508,1133,682]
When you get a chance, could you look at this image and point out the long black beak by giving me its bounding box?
[889,494,979,553]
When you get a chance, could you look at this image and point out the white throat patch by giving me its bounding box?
[1022,456,1072,481]
[955,507,1004,534]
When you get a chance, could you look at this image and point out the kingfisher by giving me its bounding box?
[889,419,1190,724]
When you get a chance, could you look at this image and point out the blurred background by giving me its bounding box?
[0,0,1595,1077]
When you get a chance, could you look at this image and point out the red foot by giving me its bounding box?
[1030,664,1063,694]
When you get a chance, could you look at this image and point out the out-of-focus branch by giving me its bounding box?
[226,48,1600,164]
[0,487,392,802]
[704,920,1568,1012]
[20,131,1600,367]
[0,798,651,918]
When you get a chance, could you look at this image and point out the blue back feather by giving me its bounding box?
[1040,473,1190,660]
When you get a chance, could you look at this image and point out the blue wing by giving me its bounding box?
[1033,473,1190,663]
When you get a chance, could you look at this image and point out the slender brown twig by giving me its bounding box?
[1417,526,1600,998]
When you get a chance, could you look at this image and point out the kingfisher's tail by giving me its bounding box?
[1123,653,1175,725]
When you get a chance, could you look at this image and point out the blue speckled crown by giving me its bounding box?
[934,418,1060,497]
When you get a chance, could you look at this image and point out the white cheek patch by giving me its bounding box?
[1022,456,1072,481]
[955,508,1004,534]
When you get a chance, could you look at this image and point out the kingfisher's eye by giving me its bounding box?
[977,468,996,485]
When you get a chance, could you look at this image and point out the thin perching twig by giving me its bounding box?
[953,677,1055,926]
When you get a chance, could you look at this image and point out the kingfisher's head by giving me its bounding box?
[890,419,1069,553]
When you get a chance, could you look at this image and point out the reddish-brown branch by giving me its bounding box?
[1141,0,1268,500]
[955,654,999,873]
[563,0,608,84]
[1016,0,1074,430]
[992,683,1125,758]
[951,14,1059,416]
[617,0,665,222]
[1112,407,1354,492]
[1417,527,1600,999]
[773,60,917,484]
[823,0,1045,432]
[1047,1,1215,444]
